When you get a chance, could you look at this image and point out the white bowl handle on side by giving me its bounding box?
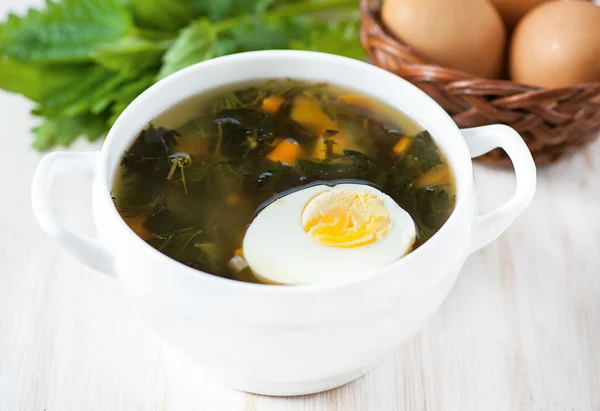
[462,125,537,254]
[31,151,115,276]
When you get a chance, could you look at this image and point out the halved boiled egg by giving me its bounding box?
[242,183,416,285]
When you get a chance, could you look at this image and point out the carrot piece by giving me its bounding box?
[290,96,335,135]
[175,136,205,156]
[234,248,244,258]
[393,136,412,156]
[337,94,376,110]
[267,139,302,165]
[260,95,285,114]
[312,131,362,160]
[268,137,284,147]
[415,165,450,188]
[226,193,243,207]
[312,137,327,160]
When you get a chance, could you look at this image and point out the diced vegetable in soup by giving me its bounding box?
[112,79,456,284]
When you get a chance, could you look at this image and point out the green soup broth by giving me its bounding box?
[112,79,456,283]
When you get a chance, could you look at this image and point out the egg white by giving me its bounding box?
[242,183,416,285]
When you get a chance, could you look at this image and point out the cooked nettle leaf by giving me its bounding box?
[295,150,388,187]
[149,225,207,266]
[405,131,443,172]
[418,186,454,230]
[157,18,216,79]
[122,124,179,167]
[193,242,227,273]
[212,108,276,157]
[211,92,244,114]
[242,159,304,196]
[113,173,166,218]
[0,0,132,63]
[135,157,254,273]
[114,125,182,217]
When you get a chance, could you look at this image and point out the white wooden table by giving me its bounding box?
[1,1,599,409]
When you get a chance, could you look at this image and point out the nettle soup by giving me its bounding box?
[112,79,456,285]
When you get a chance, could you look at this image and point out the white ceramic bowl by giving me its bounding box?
[32,51,536,396]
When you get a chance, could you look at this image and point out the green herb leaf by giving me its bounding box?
[92,36,168,72]
[32,113,107,150]
[128,0,200,31]
[157,18,216,79]
[405,131,443,172]
[290,18,363,59]
[108,72,157,125]
[184,160,245,192]
[215,16,313,55]
[0,57,87,102]
[193,242,225,272]
[0,0,132,63]
[35,66,131,117]
[196,0,276,22]
[0,0,365,150]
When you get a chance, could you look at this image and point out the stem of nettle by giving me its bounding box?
[215,0,357,33]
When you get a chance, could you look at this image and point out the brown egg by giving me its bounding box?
[490,0,553,30]
[381,0,506,79]
[509,1,600,88]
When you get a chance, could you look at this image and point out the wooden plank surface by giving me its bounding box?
[1,1,599,409]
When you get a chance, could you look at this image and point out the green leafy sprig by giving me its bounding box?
[0,0,363,150]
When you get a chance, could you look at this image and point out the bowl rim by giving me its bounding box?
[97,50,474,295]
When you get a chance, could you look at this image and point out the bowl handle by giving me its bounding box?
[462,125,537,254]
[31,151,115,276]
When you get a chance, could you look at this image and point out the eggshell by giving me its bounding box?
[490,0,553,30]
[509,1,600,88]
[381,0,506,79]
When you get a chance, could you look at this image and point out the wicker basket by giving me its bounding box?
[359,0,600,165]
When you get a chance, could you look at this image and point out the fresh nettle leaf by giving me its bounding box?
[0,0,364,150]
[215,16,313,56]
[0,57,89,102]
[91,36,168,72]
[290,18,363,59]
[195,0,276,22]
[108,72,157,125]
[157,18,216,80]
[128,0,201,31]
[32,113,107,150]
[35,66,132,117]
[0,0,132,63]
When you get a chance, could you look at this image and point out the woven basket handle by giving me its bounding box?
[463,125,537,254]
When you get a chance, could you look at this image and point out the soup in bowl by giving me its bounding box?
[112,79,456,285]
[32,51,536,396]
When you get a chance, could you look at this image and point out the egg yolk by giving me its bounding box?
[301,190,391,248]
